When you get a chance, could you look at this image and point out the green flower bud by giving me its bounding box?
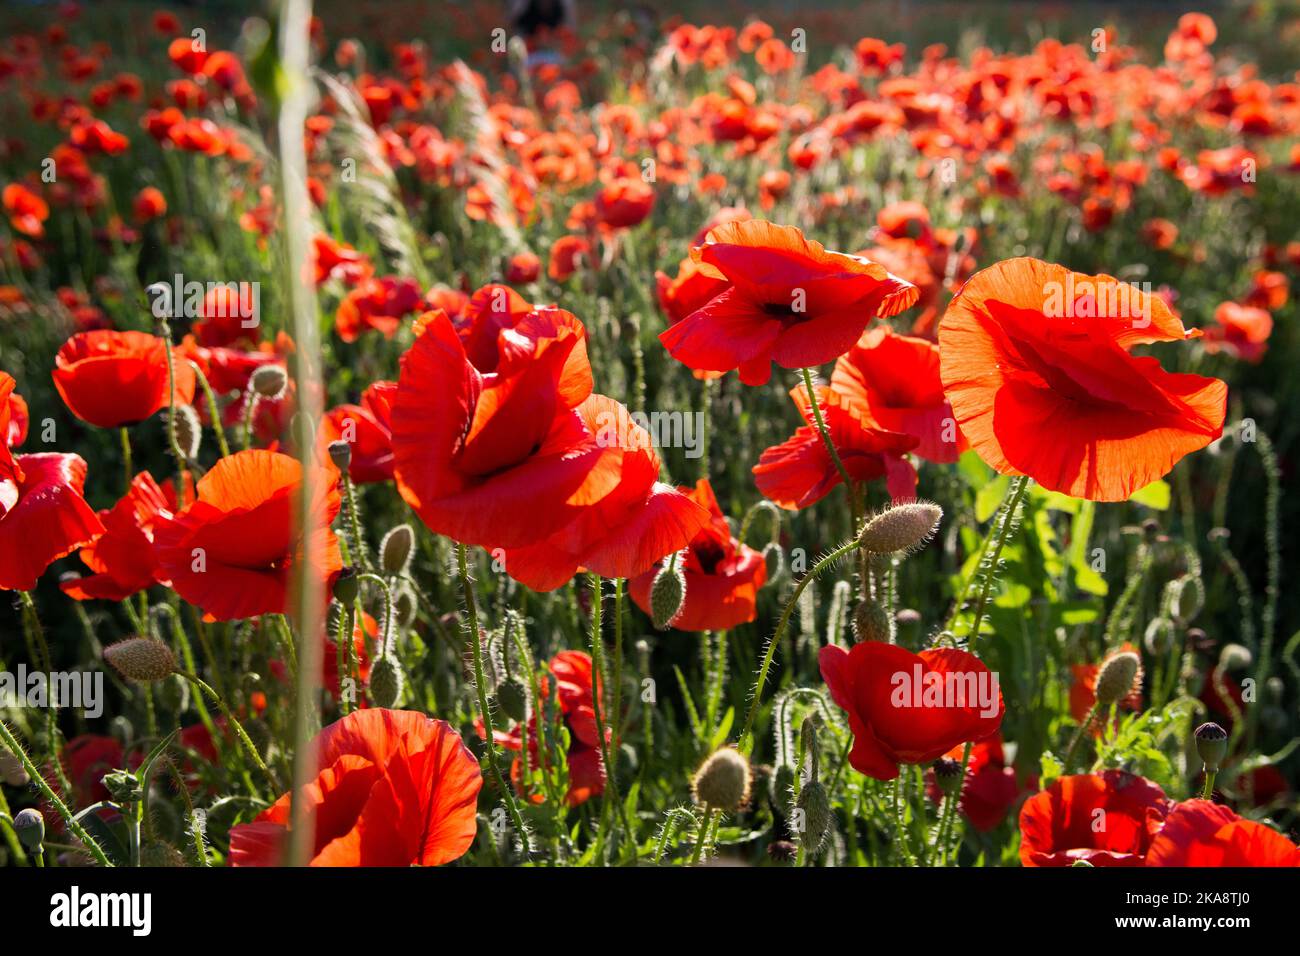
[795,779,832,853]
[852,599,891,643]
[368,655,404,708]
[139,841,186,867]
[650,557,686,630]
[380,524,415,575]
[104,638,177,683]
[858,501,943,555]
[1095,650,1141,707]
[170,403,202,459]
[692,747,752,812]
[496,677,528,723]
[333,566,360,604]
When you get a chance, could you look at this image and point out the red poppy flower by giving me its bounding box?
[52,330,197,428]
[628,478,766,631]
[1145,800,1300,867]
[831,326,967,463]
[938,258,1227,501]
[659,220,919,386]
[311,233,373,287]
[497,397,709,590]
[319,381,396,484]
[594,178,655,230]
[2,372,27,449]
[656,256,731,327]
[193,286,260,347]
[490,650,606,806]
[1204,302,1272,364]
[229,709,481,867]
[548,234,590,281]
[334,276,424,343]
[2,376,105,592]
[1019,771,1170,866]
[925,733,1034,832]
[61,471,169,601]
[152,449,342,621]
[132,186,167,224]
[819,641,1004,781]
[452,284,536,372]
[3,183,49,238]
[506,251,541,284]
[392,307,624,550]
[754,381,918,510]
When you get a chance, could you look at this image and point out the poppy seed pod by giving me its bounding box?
[380,524,414,574]
[13,807,44,852]
[650,557,686,630]
[249,363,287,399]
[368,655,404,708]
[858,501,943,555]
[692,747,752,812]
[1194,722,1228,772]
[328,439,352,472]
[934,757,964,798]
[796,779,832,853]
[1095,650,1141,706]
[104,637,177,682]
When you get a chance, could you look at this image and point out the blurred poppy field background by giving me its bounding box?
[1,0,1299,869]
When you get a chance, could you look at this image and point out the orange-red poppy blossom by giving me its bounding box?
[754,381,919,509]
[319,381,396,484]
[659,220,919,385]
[938,258,1227,501]
[152,449,342,621]
[392,307,624,550]
[628,478,767,631]
[820,641,1004,780]
[3,183,50,238]
[61,471,170,601]
[229,709,481,866]
[52,330,196,429]
[1145,800,1300,867]
[1019,771,1169,866]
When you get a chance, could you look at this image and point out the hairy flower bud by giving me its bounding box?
[1194,721,1228,772]
[333,566,360,604]
[139,841,186,867]
[104,638,177,683]
[650,557,686,630]
[1095,650,1141,707]
[380,524,414,575]
[858,501,943,555]
[496,677,528,723]
[170,403,202,459]
[249,363,287,399]
[852,599,891,643]
[1218,643,1251,672]
[692,747,752,812]
[0,748,28,786]
[796,780,832,853]
[368,655,404,708]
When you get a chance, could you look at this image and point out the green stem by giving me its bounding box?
[456,543,529,854]
[738,536,860,752]
[119,426,133,493]
[1201,769,1217,801]
[688,807,719,865]
[801,366,861,529]
[178,672,280,792]
[0,720,113,866]
[189,360,231,458]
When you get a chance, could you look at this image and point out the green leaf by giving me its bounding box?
[1129,480,1170,510]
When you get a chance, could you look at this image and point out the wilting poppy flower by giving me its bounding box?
[229,709,481,866]
[319,381,396,484]
[498,397,709,590]
[489,650,606,807]
[3,183,49,238]
[628,478,766,631]
[392,307,621,550]
[819,641,1003,781]
[831,326,966,463]
[152,449,342,621]
[1019,771,1169,866]
[938,258,1227,501]
[754,381,918,509]
[52,330,197,428]
[1145,800,1300,867]
[925,733,1034,832]
[660,220,918,386]
[1204,302,1272,363]
[60,471,169,601]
